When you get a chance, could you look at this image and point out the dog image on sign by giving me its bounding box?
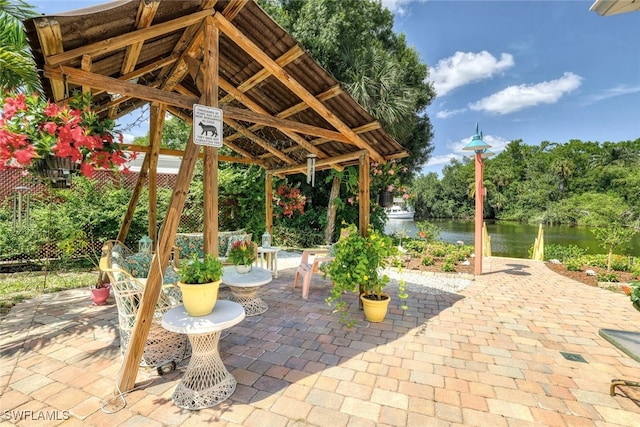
[198,121,218,137]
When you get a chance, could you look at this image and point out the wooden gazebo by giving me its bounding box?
[24,0,408,392]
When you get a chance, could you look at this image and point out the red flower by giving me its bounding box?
[621,285,631,296]
[0,91,128,179]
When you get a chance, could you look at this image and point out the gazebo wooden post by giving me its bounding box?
[115,18,220,395]
[148,102,165,244]
[116,154,150,243]
[358,151,370,237]
[265,172,273,234]
[202,18,219,256]
[357,151,371,310]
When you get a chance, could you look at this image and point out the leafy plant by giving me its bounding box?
[597,271,619,283]
[177,254,223,284]
[565,258,583,272]
[323,223,405,325]
[421,255,435,266]
[0,91,129,178]
[621,281,640,304]
[441,256,456,272]
[227,240,255,266]
[544,244,586,262]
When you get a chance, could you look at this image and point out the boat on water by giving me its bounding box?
[385,205,415,220]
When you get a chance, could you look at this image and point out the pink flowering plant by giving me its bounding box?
[370,159,413,200]
[0,91,129,178]
[274,182,306,218]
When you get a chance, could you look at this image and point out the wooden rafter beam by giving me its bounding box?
[44,66,354,144]
[165,105,262,162]
[34,18,65,101]
[155,0,216,84]
[126,143,261,166]
[221,0,249,21]
[218,77,327,159]
[225,117,294,165]
[275,85,343,120]
[269,150,366,176]
[45,9,215,67]
[218,45,304,105]
[160,22,205,91]
[44,65,197,107]
[80,55,92,95]
[120,0,160,75]
[172,84,294,164]
[222,105,351,143]
[212,13,384,163]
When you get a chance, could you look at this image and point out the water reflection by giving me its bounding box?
[384,219,640,259]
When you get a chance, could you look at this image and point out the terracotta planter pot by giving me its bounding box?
[90,285,111,305]
[178,280,221,316]
[360,292,390,322]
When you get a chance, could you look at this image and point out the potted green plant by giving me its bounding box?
[621,281,640,312]
[227,239,255,273]
[323,224,407,325]
[177,254,224,316]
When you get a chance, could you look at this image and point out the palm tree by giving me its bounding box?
[0,0,40,92]
[339,43,417,140]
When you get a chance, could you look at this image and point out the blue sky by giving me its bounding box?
[385,0,640,175]
[30,1,640,176]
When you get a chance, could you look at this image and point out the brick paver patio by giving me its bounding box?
[1,256,639,426]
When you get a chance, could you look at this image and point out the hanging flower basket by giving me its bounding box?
[379,190,394,207]
[0,91,131,188]
[30,154,80,188]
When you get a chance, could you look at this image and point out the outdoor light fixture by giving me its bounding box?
[139,235,153,254]
[463,123,491,275]
[306,154,317,187]
[262,230,272,248]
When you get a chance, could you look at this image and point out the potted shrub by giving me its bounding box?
[323,224,407,325]
[227,239,255,273]
[177,254,224,316]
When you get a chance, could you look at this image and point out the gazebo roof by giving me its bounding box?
[23,0,408,174]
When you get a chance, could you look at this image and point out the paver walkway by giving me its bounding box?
[1,257,639,426]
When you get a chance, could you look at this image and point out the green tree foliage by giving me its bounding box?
[260,0,435,174]
[412,138,640,229]
[0,0,40,92]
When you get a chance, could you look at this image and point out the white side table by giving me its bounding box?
[257,246,281,278]
[222,266,272,316]
[161,301,245,409]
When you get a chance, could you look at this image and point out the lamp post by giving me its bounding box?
[463,124,491,275]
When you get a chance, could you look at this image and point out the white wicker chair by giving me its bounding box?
[99,240,190,367]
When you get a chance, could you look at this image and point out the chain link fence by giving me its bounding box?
[0,168,202,272]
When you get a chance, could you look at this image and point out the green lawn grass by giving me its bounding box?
[0,270,98,320]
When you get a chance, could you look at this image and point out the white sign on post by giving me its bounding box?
[193,104,223,147]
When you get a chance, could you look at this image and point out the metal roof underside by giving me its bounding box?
[23,0,408,175]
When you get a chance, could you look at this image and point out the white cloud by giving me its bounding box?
[469,72,583,115]
[424,152,460,167]
[122,133,136,144]
[436,108,467,119]
[429,51,515,97]
[586,84,640,103]
[424,133,510,169]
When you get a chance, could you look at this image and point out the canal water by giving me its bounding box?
[384,219,640,259]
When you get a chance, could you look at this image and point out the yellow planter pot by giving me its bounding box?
[178,280,222,316]
[360,292,391,323]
